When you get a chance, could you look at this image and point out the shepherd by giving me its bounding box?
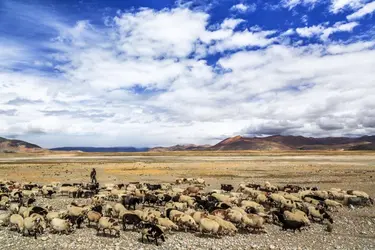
[90,168,97,184]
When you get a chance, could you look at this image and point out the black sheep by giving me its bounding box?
[122,213,142,230]
[221,184,234,192]
[24,197,36,207]
[143,193,158,206]
[141,223,166,246]
[160,194,172,205]
[122,196,141,210]
[272,211,306,232]
[147,184,161,191]
[29,206,48,217]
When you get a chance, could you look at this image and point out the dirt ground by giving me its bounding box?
[1,152,375,250]
[1,152,375,196]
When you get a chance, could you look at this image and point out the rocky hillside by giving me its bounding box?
[0,137,42,153]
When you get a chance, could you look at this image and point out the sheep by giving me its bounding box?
[113,203,127,218]
[0,213,11,226]
[284,210,310,226]
[9,203,21,214]
[179,195,195,207]
[175,214,198,232]
[10,214,24,233]
[347,190,370,199]
[0,195,9,209]
[240,200,265,213]
[143,208,162,219]
[207,215,237,235]
[199,218,222,236]
[221,184,234,192]
[192,211,208,224]
[140,223,166,246]
[67,204,89,217]
[226,209,243,224]
[97,217,121,237]
[272,211,305,232]
[122,213,142,230]
[50,218,73,234]
[23,216,44,239]
[256,193,268,204]
[168,209,184,221]
[46,212,60,224]
[23,206,48,218]
[166,202,187,211]
[183,186,200,195]
[212,193,231,203]
[307,206,334,223]
[87,210,102,227]
[324,199,343,211]
[154,217,179,232]
[241,214,265,233]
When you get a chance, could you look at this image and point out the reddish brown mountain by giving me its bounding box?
[0,137,43,153]
[150,135,375,151]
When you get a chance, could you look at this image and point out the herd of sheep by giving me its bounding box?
[0,177,373,246]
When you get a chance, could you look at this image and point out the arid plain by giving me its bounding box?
[1,151,375,250]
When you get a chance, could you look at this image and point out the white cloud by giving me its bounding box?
[281,0,320,9]
[210,29,277,52]
[296,25,325,38]
[327,41,375,54]
[347,1,375,20]
[281,0,367,13]
[296,21,359,40]
[330,0,365,13]
[1,6,375,147]
[230,3,257,13]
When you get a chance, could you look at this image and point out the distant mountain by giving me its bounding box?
[0,137,42,153]
[50,147,149,152]
[150,135,375,151]
[150,144,211,152]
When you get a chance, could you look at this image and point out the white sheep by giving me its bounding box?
[241,213,265,233]
[155,217,179,232]
[97,217,121,237]
[0,212,11,226]
[206,215,237,235]
[175,214,198,232]
[284,210,310,225]
[87,211,102,227]
[10,214,24,233]
[50,218,72,234]
[199,218,221,236]
[23,216,44,239]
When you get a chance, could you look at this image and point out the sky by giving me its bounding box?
[0,0,375,148]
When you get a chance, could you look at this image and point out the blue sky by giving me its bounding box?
[0,0,375,148]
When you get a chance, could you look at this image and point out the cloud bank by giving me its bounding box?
[0,0,374,147]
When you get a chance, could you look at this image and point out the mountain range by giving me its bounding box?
[1,135,375,153]
[149,135,375,151]
[0,136,42,153]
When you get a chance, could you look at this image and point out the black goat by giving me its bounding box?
[23,198,36,207]
[122,196,141,210]
[122,213,142,230]
[143,194,158,206]
[221,184,234,192]
[29,206,48,217]
[147,184,161,191]
[272,211,306,232]
[158,194,172,205]
[141,223,166,246]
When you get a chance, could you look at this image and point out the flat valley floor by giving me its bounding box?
[0,151,375,249]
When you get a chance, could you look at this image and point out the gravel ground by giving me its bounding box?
[1,196,375,250]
